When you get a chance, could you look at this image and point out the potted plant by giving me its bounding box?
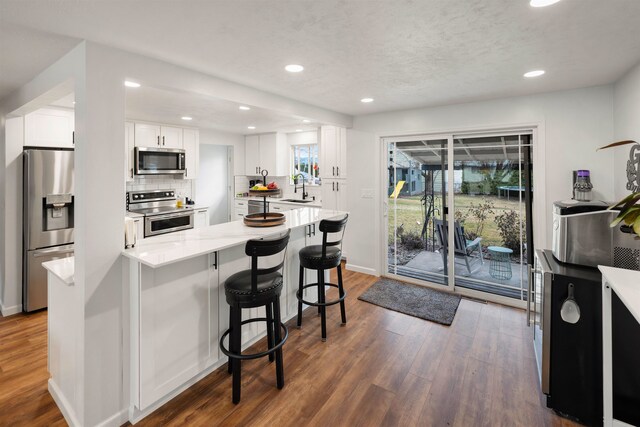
[599,140,640,238]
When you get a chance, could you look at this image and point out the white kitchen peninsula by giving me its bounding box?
[122,207,346,422]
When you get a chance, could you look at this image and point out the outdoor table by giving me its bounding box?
[488,246,513,280]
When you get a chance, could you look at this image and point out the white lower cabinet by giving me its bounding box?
[234,200,248,219]
[135,253,219,410]
[194,208,208,228]
[131,225,323,413]
[269,202,291,213]
[133,217,144,243]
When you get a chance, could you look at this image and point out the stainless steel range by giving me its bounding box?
[127,190,194,237]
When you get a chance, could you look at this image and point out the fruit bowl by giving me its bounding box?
[249,188,281,196]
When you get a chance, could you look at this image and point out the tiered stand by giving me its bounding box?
[243,170,286,227]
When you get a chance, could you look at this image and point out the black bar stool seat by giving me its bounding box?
[299,245,342,270]
[224,270,283,304]
[219,230,290,404]
[297,215,349,341]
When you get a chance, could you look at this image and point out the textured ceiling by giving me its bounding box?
[125,86,319,134]
[1,0,640,115]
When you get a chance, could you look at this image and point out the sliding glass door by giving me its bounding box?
[451,134,532,300]
[386,136,450,288]
[384,131,534,303]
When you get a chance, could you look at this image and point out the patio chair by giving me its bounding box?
[434,219,484,275]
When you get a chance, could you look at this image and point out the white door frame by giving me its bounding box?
[379,123,544,309]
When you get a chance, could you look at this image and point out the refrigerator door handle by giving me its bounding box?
[33,246,74,258]
[527,263,532,326]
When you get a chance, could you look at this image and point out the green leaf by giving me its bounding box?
[597,140,638,151]
[634,216,640,237]
[611,206,640,227]
[623,207,640,225]
[609,192,640,210]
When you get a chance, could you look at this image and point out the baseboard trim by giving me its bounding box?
[345,263,379,276]
[0,301,22,317]
[96,408,129,427]
[48,379,81,427]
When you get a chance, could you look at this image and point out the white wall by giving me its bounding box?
[199,128,244,175]
[348,85,615,274]
[613,61,640,201]
[0,117,23,314]
[196,144,230,224]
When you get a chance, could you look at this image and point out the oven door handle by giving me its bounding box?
[147,211,195,221]
[527,263,532,326]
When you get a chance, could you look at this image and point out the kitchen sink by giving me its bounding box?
[281,199,314,203]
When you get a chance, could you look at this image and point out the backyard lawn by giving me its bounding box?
[388,194,524,249]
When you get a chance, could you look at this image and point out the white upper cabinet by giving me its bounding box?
[134,123,161,148]
[125,122,135,182]
[245,135,261,176]
[134,123,183,148]
[257,133,278,176]
[24,108,75,148]
[244,132,288,177]
[161,126,183,149]
[183,128,199,180]
[319,125,347,179]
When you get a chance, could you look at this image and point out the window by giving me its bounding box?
[291,144,320,185]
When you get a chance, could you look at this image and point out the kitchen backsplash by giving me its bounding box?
[126,175,194,200]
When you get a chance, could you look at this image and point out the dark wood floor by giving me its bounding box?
[0,267,579,426]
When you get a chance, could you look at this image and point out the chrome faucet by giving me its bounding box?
[294,174,308,200]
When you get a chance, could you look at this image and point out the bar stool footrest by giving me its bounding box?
[220,317,288,360]
[296,283,346,307]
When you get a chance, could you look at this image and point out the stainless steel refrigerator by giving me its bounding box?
[23,148,74,312]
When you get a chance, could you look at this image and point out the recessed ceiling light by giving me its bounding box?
[302,119,310,123]
[361,98,374,103]
[285,64,304,73]
[296,129,303,132]
[124,80,141,88]
[239,106,251,111]
[72,101,76,105]
[181,116,193,121]
[247,126,256,130]
[524,70,545,78]
[530,0,561,7]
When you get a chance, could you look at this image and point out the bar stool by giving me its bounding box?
[296,215,349,341]
[219,230,290,404]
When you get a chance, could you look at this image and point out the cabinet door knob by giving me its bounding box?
[130,168,133,178]
[72,131,75,145]
[336,166,339,176]
[157,136,160,145]
[332,166,335,176]
[162,136,165,146]
[332,182,335,191]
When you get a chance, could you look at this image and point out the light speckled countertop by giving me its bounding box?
[122,207,346,268]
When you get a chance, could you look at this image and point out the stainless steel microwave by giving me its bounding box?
[134,147,185,175]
